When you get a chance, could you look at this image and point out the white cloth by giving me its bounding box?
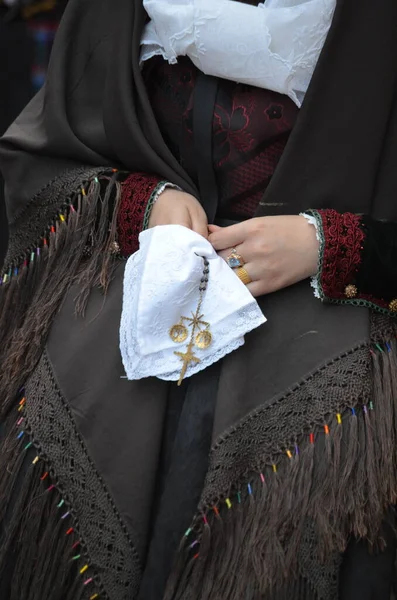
[141,0,336,107]
[120,225,266,382]
[301,212,321,298]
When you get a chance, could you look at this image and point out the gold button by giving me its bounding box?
[389,299,397,312]
[345,284,358,299]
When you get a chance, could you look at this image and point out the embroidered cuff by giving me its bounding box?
[117,174,177,257]
[304,209,397,316]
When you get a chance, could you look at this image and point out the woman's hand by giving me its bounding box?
[148,189,209,238]
[208,215,319,297]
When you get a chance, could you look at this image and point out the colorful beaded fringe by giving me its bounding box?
[0,170,119,284]
[16,394,100,600]
[180,338,388,558]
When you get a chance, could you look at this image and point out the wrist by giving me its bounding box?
[144,182,181,230]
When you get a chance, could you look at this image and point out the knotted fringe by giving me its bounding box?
[0,169,122,417]
[0,404,100,600]
[165,328,397,600]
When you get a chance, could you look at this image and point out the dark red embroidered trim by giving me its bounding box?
[117,173,162,256]
[319,209,365,299]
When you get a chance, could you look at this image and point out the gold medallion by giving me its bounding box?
[169,256,212,385]
[195,330,212,349]
[169,323,188,343]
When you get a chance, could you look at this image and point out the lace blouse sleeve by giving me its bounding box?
[302,209,397,316]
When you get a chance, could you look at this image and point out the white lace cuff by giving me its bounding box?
[301,212,322,299]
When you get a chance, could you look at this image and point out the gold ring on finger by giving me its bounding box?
[236,266,252,285]
[226,248,245,269]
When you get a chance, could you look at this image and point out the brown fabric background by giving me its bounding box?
[2,0,397,598]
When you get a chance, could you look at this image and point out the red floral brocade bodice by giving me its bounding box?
[143,56,299,221]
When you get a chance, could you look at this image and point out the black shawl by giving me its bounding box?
[1,1,397,599]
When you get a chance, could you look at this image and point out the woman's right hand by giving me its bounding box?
[148,189,209,239]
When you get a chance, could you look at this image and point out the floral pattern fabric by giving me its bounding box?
[143,56,299,220]
[306,209,397,316]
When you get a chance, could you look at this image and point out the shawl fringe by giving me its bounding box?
[0,169,122,417]
[164,329,397,600]
[0,402,101,600]
[2,171,397,600]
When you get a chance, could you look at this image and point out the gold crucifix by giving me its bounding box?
[169,256,212,385]
[174,341,201,386]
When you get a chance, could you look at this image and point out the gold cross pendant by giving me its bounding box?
[174,342,201,386]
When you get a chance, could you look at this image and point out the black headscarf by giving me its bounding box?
[1,1,397,599]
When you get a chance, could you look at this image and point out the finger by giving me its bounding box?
[217,244,248,265]
[178,221,194,230]
[174,216,194,230]
[192,216,209,239]
[208,222,249,250]
[208,224,221,233]
[217,249,232,263]
[246,280,265,298]
[231,263,258,288]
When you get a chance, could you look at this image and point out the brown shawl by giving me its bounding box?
[1,1,397,599]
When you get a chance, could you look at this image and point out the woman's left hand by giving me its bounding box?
[208,215,319,297]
